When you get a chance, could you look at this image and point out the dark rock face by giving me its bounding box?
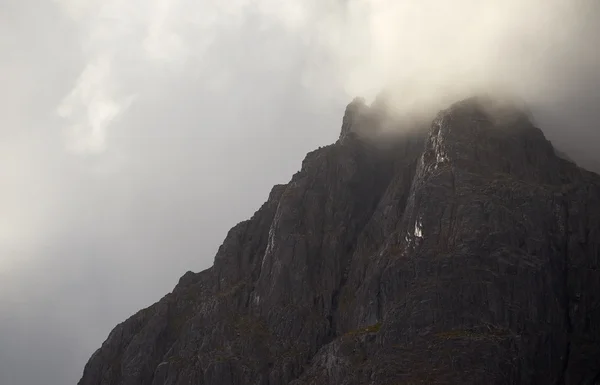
[78,96,600,385]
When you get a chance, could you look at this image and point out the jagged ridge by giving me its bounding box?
[78,96,600,385]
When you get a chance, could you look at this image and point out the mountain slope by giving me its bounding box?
[78,96,600,385]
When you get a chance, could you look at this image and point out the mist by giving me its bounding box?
[308,0,600,167]
[1,1,599,384]
[51,0,600,162]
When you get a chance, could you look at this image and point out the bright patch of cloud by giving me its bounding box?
[55,0,596,153]
[57,56,135,154]
[143,0,188,63]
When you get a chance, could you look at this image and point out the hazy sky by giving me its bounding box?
[1,1,599,384]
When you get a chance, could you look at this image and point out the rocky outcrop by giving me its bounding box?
[78,95,600,385]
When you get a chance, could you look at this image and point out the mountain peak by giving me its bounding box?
[77,95,600,385]
[422,95,563,183]
[444,94,533,126]
[338,96,372,141]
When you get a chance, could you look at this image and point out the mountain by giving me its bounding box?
[78,95,600,385]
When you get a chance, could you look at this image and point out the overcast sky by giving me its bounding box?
[1,1,599,384]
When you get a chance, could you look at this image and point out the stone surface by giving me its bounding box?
[78,96,600,385]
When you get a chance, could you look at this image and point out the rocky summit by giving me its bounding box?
[78,95,600,385]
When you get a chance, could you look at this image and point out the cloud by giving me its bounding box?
[56,0,600,112]
[54,0,139,154]
[57,56,135,154]
[53,0,318,154]
[142,0,192,64]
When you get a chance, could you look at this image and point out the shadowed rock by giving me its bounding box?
[78,96,600,385]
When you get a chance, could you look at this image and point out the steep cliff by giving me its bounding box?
[78,95,600,385]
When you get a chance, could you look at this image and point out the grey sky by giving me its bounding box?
[1,1,599,384]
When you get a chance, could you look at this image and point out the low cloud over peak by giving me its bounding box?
[2,1,599,384]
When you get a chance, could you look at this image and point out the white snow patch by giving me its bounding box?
[261,220,277,269]
[431,123,449,168]
[414,219,423,238]
[404,216,424,250]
